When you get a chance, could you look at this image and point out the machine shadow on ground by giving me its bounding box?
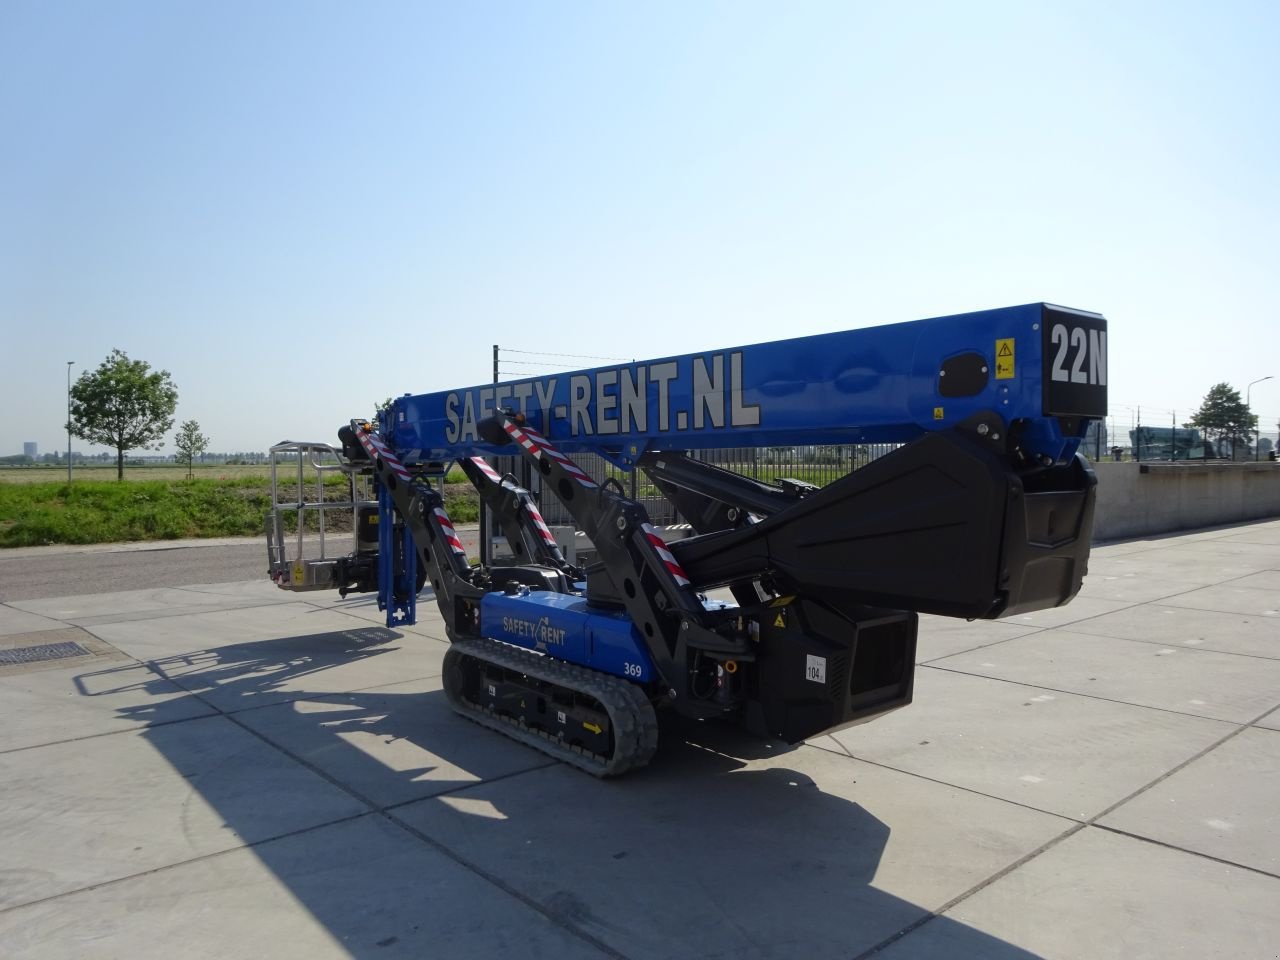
[75,629,1045,960]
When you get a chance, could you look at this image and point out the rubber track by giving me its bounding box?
[443,638,659,777]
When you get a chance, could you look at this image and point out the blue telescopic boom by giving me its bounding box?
[385,302,1106,469]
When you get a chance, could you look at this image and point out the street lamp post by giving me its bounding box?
[1247,376,1273,462]
[66,361,74,483]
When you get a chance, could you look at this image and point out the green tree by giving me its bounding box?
[1187,382,1257,460]
[174,419,209,480]
[69,350,179,480]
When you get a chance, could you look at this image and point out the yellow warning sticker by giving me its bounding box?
[933,407,945,421]
[292,562,304,584]
[769,595,795,608]
[995,338,1015,380]
[774,612,786,628]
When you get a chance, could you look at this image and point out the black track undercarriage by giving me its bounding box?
[442,638,659,777]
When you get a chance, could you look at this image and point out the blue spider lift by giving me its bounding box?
[268,302,1107,775]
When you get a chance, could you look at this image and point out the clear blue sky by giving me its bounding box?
[3,0,1277,457]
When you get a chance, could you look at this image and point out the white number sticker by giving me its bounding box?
[623,662,643,678]
[805,654,827,684]
[1049,323,1106,386]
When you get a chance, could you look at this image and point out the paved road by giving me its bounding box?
[0,527,487,602]
[0,539,267,602]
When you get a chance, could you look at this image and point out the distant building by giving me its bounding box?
[23,441,36,458]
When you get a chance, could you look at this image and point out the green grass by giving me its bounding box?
[0,478,273,546]
[0,462,473,485]
[0,456,849,548]
[0,473,480,548]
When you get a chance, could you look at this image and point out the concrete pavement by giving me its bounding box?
[0,520,1277,958]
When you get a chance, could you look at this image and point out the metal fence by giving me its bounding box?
[517,423,1280,532]
[499,443,901,528]
[1083,410,1280,464]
